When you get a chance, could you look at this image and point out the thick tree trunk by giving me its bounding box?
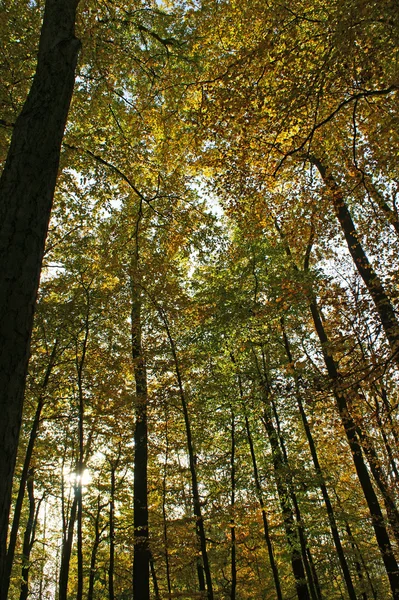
[0,0,80,592]
[310,156,399,365]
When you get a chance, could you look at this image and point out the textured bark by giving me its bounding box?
[0,0,80,591]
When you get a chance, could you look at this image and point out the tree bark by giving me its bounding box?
[0,0,80,591]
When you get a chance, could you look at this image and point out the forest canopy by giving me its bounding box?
[1,0,399,599]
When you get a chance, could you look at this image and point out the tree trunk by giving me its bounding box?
[310,156,399,365]
[19,470,37,600]
[6,340,58,585]
[162,406,172,599]
[59,493,78,600]
[277,220,399,597]
[309,296,399,599]
[243,409,283,600]
[87,496,107,600]
[0,1,80,591]
[162,313,214,600]
[262,362,320,600]
[232,357,283,600]
[280,321,357,600]
[131,273,150,600]
[230,409,237,600]
[260,394,310,600]
[108,458,118,600]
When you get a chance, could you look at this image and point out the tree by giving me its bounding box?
[0,1,80,592]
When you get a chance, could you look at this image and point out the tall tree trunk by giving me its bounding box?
[260,348,320,600]
[87,496,107,600]
[59,430,93,600]
[0,2,80,590]
[355,425,399,547]
[59,492,78,600]
[161,312,214,600]
[108,453,119,600]
[310,156,399,365]
[309,295,399,598]
[335,490,378,600]
[277,220,399,597]
[259,391,310,600]
[131,264,150,600]
[232,358,283,600]
[162,406,172,599]
[268,388,321,600]
[38,501,47,600]
[6,340,58,585]
[242,409,283,600]
[230,408,237,600]
[150,557,161,600]
[19,470,40,600]
[280,321,357,600]
[251,349,310,600]
[76,294,90,600]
